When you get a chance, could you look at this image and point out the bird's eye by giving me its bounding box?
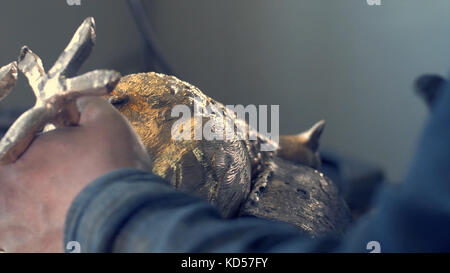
[109,95,129,106]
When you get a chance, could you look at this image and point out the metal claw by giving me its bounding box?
[0,17,121,164]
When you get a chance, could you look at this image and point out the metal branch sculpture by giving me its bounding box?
[0,17,121,164]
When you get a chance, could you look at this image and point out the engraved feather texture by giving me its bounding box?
[109,73,253,218]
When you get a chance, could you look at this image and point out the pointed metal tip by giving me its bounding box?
[75,17,96,45]
[0,61,18,79]
[105,71,122,93]
[299,120,326,152]
[84,17,96,42]
[18,46,31,62]
[303,119,326,138]
[110,71,122,81]
[85,17,96,27]
[0,61,19,101]
[312,119,326,133]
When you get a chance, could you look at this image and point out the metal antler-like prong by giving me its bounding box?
[0,17,121,164]
[47,17,96,78]
[0,62,18,101]
[64,70,121,98]
[0,107,50,164]
[17,47,46,98]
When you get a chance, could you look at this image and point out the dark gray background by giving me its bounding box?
[0,0,449,181]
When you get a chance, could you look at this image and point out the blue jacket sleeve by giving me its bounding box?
[64,168,330,253]
[64,82,450,253]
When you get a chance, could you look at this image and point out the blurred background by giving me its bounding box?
[0,0,449,185]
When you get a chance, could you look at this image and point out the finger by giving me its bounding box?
[77,96,125,126]
[76,96,152,170]
[76,96,148,151]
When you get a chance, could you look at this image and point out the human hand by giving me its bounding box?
[0,97,152,252]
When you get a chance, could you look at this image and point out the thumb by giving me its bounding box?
[76,96,153,172]
[77,96,124,126]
